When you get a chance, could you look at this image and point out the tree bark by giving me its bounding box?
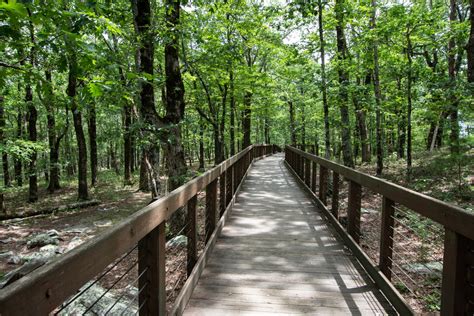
[448,0,459,154]
[0,97,10,188]
[242,91,252,148]
[229,69,236,155]
[371,0,383,175]
[468,0,474,83]
[335,0,354,168]
[67,52,88,200]
[318,0,331,159]
[14,111,22,187]
[43,71,62,193]
[88,104,97,187]
[406,26,413,179]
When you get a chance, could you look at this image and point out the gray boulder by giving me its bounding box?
[26,233,59,249]
[167,235,187,248]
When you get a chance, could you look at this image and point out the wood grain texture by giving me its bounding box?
[183,154,395,315]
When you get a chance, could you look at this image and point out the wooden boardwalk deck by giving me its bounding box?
[183,154,395,315]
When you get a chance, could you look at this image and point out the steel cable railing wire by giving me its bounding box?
[55,244,138,314]
[103,267,149,315]
[82,258,139,315]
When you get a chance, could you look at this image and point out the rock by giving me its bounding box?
[65,236,85,252]
[403,261,443,277]
[60,283,136,315]
[21,245,60,262]
[0,251,14,259]
[0,238,13,244]
[361,208,377,214]
[0,259,46,288]
[94,220,113,228]
[26,233,59,249]
[64,226,92,234]
[167,235,187,248]
[7,255,22,265]
[46,229,60,237]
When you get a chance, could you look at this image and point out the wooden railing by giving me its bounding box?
[0,144,278,315]
[285,146,474,315]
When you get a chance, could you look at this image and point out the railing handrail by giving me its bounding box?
[0,144,275,315]
[286,145,474,240]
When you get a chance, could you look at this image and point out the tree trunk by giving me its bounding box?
[132,0,161,198]
[26,84,37,203]
[44,71,61,193]
[88,104,97,187]
[335,0,354,168]
[242,91,252,149]
[406,26,413,179]
[139,148,150,192]
[288,100,296,145]
[123,103,132,185]
[229,69,236,156]
[0,97,10,188]
[318,0,331,159]
[468,0,474,83]
[448,0,459,154]
[371,0,383,175]
[199,120,205,171]
[67,53,88,200]
[14,111,22,187]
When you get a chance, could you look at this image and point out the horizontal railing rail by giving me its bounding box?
[285,145,474,315]
[0,144,278,316]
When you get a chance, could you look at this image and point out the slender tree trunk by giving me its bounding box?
[139,148,150,191]
[44,71,61,193]
[0,97,10,187]
[199,120,205,171]
[448,0,460,154]
[318,0,331,159]
[406,26,413,179]
[229,69,236,156]
[468,0,474,83]
[88,104,97,186]
[123,103,132,185]
[67,53,88,200]
[335,0,354,168]
[371,0,383,175]
[242,91,252,148]
[14,111,22,187]
[288,100,296,145]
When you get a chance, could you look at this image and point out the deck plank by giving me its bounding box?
[183,154,395,315]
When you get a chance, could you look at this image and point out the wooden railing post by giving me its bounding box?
[226,165,233,206]
[304,158,310,187]
[186,195,198,275]
[318,165,328,205]
[331,172,340,218]
[219,171,226,217]
[379,197,394,280]
[205,179,218,242]
[311,161,317,193]
[441,229,474,315]
[347,181,362,243]
[139,222,166,316]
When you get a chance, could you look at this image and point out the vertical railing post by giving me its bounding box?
[304,157,310,187]
[219,171,226,217]
[138,222,166,316]
[347,181,361,243]
[186,195,198,275]
[233,162,238,195]
[379,197,394,280]
[441,230,474,315]
[205,179,218,242]
[318,165,328,205]
[311,161,317,193]
[226,164,233,206]
[331,172,340,218]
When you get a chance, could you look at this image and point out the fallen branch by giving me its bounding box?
[0,200,100,221]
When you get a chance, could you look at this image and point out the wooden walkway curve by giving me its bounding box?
[183,154,395,315]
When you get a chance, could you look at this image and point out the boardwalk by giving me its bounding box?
[183,154,395,315]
